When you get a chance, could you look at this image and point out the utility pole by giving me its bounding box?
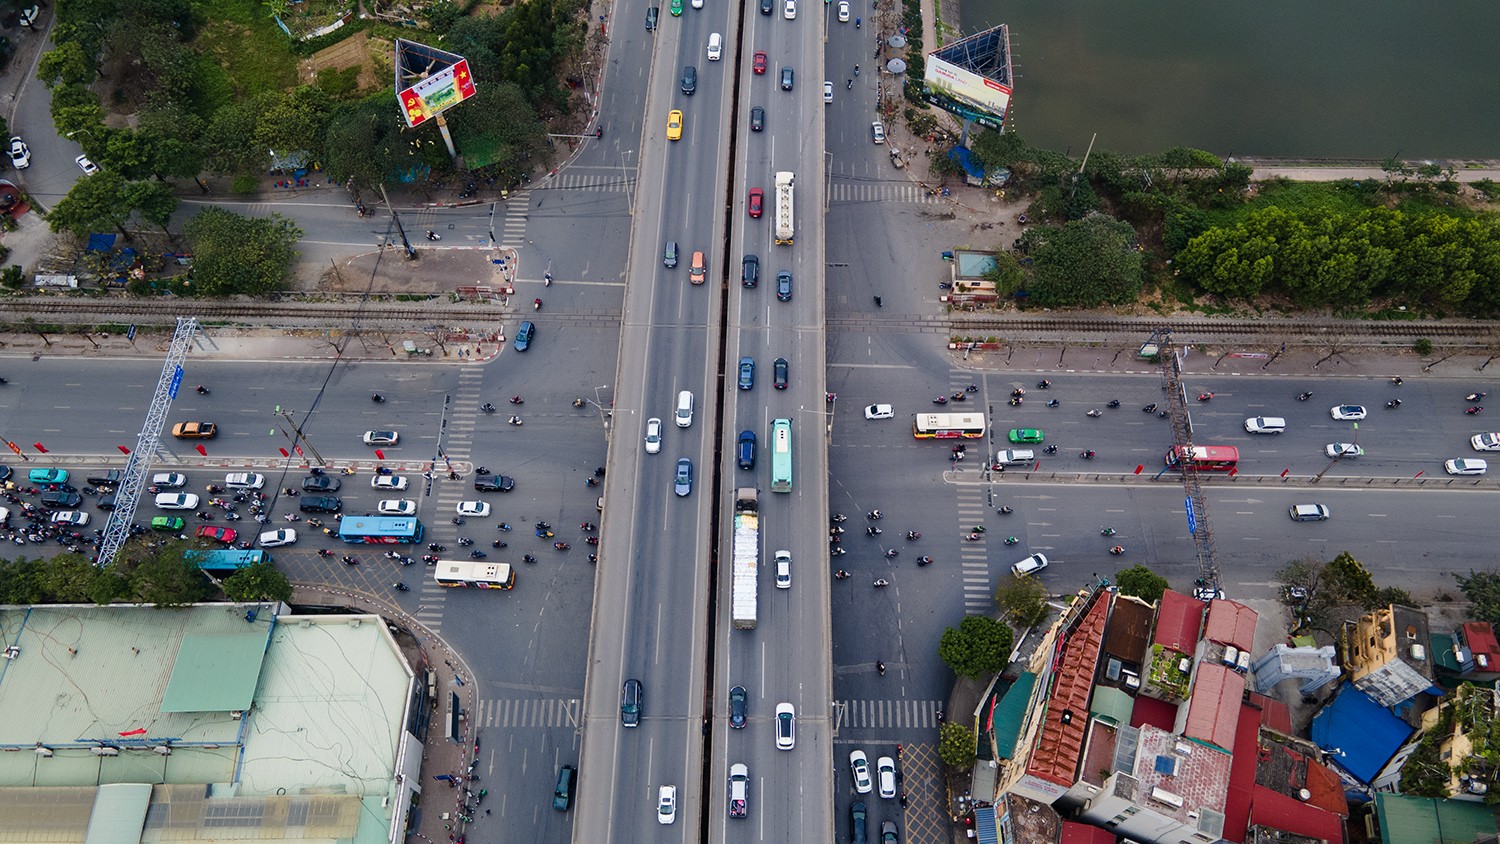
[273,407,327,467]
[378,184,417,260]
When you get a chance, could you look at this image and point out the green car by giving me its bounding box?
[151,516,185,532]
[670,0,682,15]
[1008,428,1044,444]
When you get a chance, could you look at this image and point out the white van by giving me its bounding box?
[995,449,1035,465]
[707,32,722,61]
[225,472,266,490]
[675,391,695,427]
[1243,417,1286,434]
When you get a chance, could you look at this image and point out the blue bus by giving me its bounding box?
[770,418,792,493]
[188,550,269,571]
[338,516,425,545]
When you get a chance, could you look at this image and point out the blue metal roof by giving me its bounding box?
[975,803,999,844]
[1309,682,1414,784]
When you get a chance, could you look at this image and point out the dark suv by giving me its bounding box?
[302,475,342,492]
[299,495,342,513]
[621,679,643,727]
[741,254,759,288]
[474,474,515,492]
[681,65,697,95]
[87,469,122,486]
[41,490,82,508]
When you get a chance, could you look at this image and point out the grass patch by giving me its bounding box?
[191,0,300,99]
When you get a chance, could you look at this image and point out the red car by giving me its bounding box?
[196,525,239,545]
[753,50,767,75]
[748,188,764,218]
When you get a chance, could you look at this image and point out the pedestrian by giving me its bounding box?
[484,809,491,816]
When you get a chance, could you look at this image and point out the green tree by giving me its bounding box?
[222,561,294,603]
[181,207,302,296]
[995,572,1048,628]
[320,95,417,189]
[1322,552,1378,608]
[938,721,977,768]
[1455,570,1500,626]
[1114,565,1170,603]
[937,615,1014,680]
[1022,215,1144,307]
[124,545,212,607]
[36,41,96,88]
[255,86,333,156]
[47,171,136,240]
[983,250,1026,292]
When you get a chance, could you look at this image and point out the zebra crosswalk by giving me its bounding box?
[472,697,582,729]
[531,169,635,194]
[836,699,945,731]
[828,181,942,205]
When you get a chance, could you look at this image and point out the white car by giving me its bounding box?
[75,154,99,175]
[378,499,417,516]
[363,430,400,445]
[645,417,663,454]
[371,475,408,491]
[456,501,491,517]
[728,763,749,818]
[50,510,89,526]
[1471,433,1500,451]
[838,0,850,20]
[871,122,886,144]
[8,137,30,168]
[1011,553,1048,577]
[823,81,834,103]
[1330,405,1367,421]
[864,404,895,420]
[877,756,896,799]
[774,549,791,589]
[657,785,677,825]
[775,702,795,749]
[151,472,187,488]
[849,750,873,793]
[691,0,703,7]
[1445,458,1488,476]
[1325,443,1364,458]
[783,0,795,18]
[154,492,200,510]
[258,528,297,548]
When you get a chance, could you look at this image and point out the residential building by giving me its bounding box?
[1344,605,1438,707]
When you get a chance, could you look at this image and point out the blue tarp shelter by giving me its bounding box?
[1309,682,1414,784]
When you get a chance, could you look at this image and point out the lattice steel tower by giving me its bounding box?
[1155,329,1221,594]
[96,318,200,566]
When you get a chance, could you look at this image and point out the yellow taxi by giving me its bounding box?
[666,109,684,141]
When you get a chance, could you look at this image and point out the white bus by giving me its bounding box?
[433,560,516,589]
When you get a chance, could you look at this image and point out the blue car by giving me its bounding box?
[738,356,755,390]
[514,321,536,352]
[737,430,757,469]
[674,458,693,496]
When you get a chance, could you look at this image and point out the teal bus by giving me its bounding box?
[188,550,268,571]
[338,516,425,545]
[770,418,792,493]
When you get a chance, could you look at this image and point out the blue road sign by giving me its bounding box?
[1185,497,1197,535]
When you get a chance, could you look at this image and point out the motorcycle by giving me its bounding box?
[553,541,570,551]
[834,570,851,580]
[523,554,537,563]
[1142,403,1157,413]
[1106,400,1120,408]
[885,549,899,559]
[966,384,978,393]
[866,526,882,536]
[917,556,933,567]
[830,526,845,535]
[950,392,966,402]
[372,394,385,403]
[423,554,440,563]
[1197,392,1214,402]
[1011,388,1026,399]
[492,539,508,548]
[533,298,542,311]
[428,543,447,552]
[1080,450,1096,459]
[1467,393,1488,402]
[1043,445,1058,455]
[317,549,333,558]
[905,531,920,541]
[1045,399,1060,408]
[195,385,209,395]
[480,403,496,413]
[1009,397,1023,407]
[965,533,984,542]
[469,550,487,559]
[1109,546,1125,556]
[1003,536,1019,546]
[508,416,524,426]
[536,528,554,538]
[831,547,847,557]
[457,537,473,547]
[581,522,597,531]
[997,506,1013,515]
[585,536,600,546]
[1466,406,1484,415]
[499,523,512,532]
[933,396,948,405]
[394,582,410,592]
[831,513,848,522]
[867,510,882,520]
[1391,376,1404,385]
[1086,409,1101,418]
[510,396,524,405]
[1037,380,1051,389]
[1101,527,1117,536]
[574,398,587,408]
[873,579,889,588]
[452,517,466,526]
[1386,399,1402,408]
[1297,392,1313,401]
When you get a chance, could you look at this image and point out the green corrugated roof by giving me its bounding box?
[84,783,152,844]
[161,631,270,712]
[1375,792,1499,844]
[1431,633,1461,672]
[1090,685,1134,726]
[993,672,1037,759]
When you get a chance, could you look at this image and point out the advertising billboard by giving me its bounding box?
[921,24,1013,131]
[399,58,477,129]
[924,55,1011,119]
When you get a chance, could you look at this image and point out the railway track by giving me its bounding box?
[5,297,1497,342]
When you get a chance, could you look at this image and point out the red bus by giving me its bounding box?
[1165,445,1239,472]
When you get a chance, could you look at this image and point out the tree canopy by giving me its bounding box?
[181,207,302,296]
[1020,215,1144,308]
[937,615,1014,680]
[1114,565,1170,604]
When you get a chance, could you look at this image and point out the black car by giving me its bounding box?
[86,469,122,486]
[41,491,82,508]
[759,0,772,13]
[96,493,117,511]
[0,465,11,483]
[299,495,342,514]
[742,254,759,288]
[779,66,794,91]
[729,685,748,728]
[474,474,516,492]
[773,357,789,389]
[302,475,342,492]
[750,106,765,132]
[850,802,867,844]
[737,431,756,470]
[681,65,697,95]
[776,270,792,302]
[621,678,643,727]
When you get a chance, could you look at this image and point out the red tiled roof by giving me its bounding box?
[1203,600,1259,652]
[1027,596,1110,787]
[1251,787,1347,843]
[1222,700,1266,843]
[1182,662,1243,752]
[1248,692,1293,735]
[1130,693,1179,732]
[1154,590,1206,653]
[1300,751,1349,817]
[1061,820,1119,844]
[1462,622,1500,667]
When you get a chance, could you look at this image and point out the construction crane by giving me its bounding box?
[96,318,200,566]
[1151,328,1221,599]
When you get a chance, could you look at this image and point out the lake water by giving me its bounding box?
[958,0,1500,159]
